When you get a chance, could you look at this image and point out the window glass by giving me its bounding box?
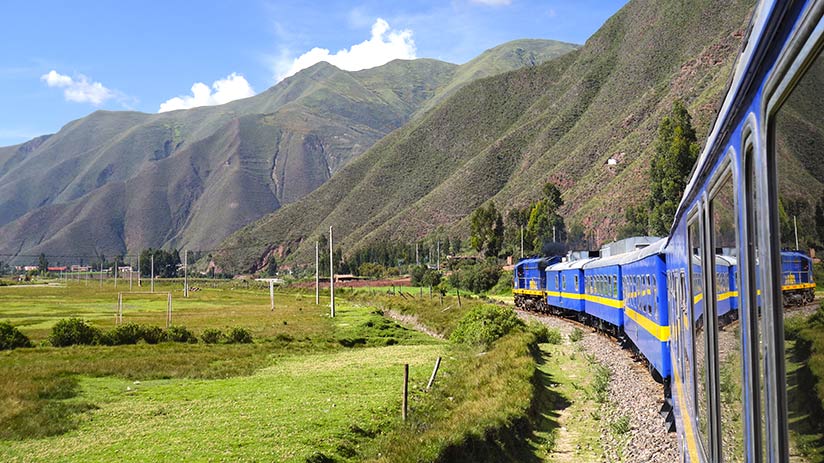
[614,275,618,298]
[712,173,743,462]
[575,274,579,292]
[773,45,824,461]
[690,218,710,456]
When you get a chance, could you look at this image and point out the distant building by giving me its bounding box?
[47,266,68,272]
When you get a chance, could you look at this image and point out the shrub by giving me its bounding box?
[166,325,197,344]
[358,262,386,279]
[227,327,253,344]
[526,321,550,343]
[450,305,524,348]
[140,326,165,344]
[201,328,224,344]
[546,327,563,345]
[0,321,33,350]
[569,328,584,342]
[49,318,100,347]
[107,323,143,345]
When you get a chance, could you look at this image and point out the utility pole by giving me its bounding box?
[416,243,419,266]
[129,258,133,290]
[315,241,319,305]
[99,262,103,288]
[553,226,557,243]
[137,253,141,287]
[114,260,118,289]
[794,216,800,250]
[437,240,440,271]
[183,249,188,298]
[150,254,155,293]
[520,225,524,259]
[329,226,335,317]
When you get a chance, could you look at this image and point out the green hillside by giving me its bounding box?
[216,0,756,273]
[0,40,574,262]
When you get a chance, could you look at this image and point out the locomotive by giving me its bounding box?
[516,0,824,460]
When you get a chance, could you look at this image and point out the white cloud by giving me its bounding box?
[275,18,416,81]
[158,73,255,113]
[40,70,114,105]
[470,0,512,5]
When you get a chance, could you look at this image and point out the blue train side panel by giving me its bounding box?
[583,254,628,329]
[546,258,594,312]
[621,240,671,379]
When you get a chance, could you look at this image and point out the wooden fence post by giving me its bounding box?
[402,364,409,421]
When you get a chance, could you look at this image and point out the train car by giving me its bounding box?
[621,239,671,381]
[583,253,630,336]
[664,1,824,460]
[513,257,558,311]
[780,250,815,305]
[545,258,594,315]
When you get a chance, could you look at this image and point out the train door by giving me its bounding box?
[767,10,824,462]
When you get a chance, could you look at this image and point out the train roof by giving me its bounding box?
[514,256,560,269]
[547,258,597,271]
[583,238,666,270]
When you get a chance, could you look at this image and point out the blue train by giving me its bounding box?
[515,1,824,459]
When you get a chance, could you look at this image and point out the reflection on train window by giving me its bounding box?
[773,44,823,462]
[689,218,710,457]
[681,271,690,386]
[711,172,744,462]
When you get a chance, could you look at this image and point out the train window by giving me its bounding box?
[575,275,579,292]
[613,275,618,299]
[711,170,743,461]
[562,275,566,291]
[689,216,711,458]
[555,274,559,291]
[771,40,824,461]
[652,275,657,314]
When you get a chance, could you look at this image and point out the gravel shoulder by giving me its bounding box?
[519,311,678,463]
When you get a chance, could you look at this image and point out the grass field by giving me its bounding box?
[0,278,445,462]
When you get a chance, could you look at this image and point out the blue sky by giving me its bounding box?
[0,0,627,146]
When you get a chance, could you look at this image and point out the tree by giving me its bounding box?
[648,100,700,236]
[38,253,48,274]
[266,256,278,276]
[470,202,504,257]
[618,205,649,239]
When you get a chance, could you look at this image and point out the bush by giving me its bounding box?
[0,321,33,350]
[450,305,524,348]
[106,323,143,345]
[49,318,100,347]
[227,327,253,344]
[140,326,165,344]
[201,328,224,344]
[546,327,563,345]
[569,328,584,342]
[166,325,197,344]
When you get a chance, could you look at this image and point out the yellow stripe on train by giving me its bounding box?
[624,307,670,342]
[513,289,545,296]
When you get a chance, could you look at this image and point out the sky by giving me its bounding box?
[0,0,628,147]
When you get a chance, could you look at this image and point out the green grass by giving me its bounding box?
[0,282,447,461]
[0,344,443,462]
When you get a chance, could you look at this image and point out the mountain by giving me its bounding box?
[0,40,577,263]
[215,0,756,273]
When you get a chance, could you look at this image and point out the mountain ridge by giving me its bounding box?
[214,0,756,273]
[0,39,578,262]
